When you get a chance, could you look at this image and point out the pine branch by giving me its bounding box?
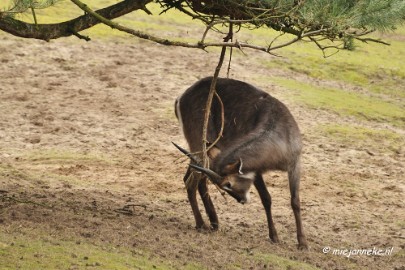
[159,0,405,47]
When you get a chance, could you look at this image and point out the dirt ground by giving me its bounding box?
[0,33,404,270]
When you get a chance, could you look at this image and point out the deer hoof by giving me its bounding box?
[195,223,210,231]
[269,235,279,243]
[297,242,309,250]
[210,223,219,231]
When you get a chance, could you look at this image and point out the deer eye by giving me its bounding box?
[223,182,232,189]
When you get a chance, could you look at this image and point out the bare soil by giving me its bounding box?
[0,34,404,270]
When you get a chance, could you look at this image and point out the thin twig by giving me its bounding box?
[268,31,285,50]
[354,37,390,46]
[268,35,301,52]
[309,36,343,58]
[30,6,38,26]
[200,16,216,44]
[70,29,91,41]
[1,194,52,209]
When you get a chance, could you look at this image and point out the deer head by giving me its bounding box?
[173,142,254,204]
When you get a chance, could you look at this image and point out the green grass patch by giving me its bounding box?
[253,253,320,270]
[0,230,176,270]
[319,124,404,153]
[264,53,405,99]
[259,27,405,100]
[274,77,405,127]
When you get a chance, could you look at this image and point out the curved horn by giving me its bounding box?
[189,164,222,185]
[172,142,200,164]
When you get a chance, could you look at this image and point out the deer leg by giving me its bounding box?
[198,177,219,230]
[183,167,206,229]
[288,161,308,250]
[254,173,279,243]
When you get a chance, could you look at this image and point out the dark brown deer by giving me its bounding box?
[174,77,308,249]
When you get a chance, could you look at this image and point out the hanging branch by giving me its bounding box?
[201,24,233,168]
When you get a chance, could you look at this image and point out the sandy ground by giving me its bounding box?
[0,33,404,270]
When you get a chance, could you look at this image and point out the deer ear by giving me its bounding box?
[224,158,243,174]
[238,158,244,175]
[207,145,221,159]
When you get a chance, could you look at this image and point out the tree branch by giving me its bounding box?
[0,0,394,54]
[0,0,152,41]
